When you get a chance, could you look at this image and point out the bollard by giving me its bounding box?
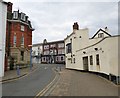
[17,65,20,75]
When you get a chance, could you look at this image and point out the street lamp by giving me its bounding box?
[28,45,32,70]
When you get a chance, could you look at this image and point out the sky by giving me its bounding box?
[4,0,119,44]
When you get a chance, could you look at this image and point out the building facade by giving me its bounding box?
[65,22,120,84]
[32,39,65,64]
[5,2,34,70]
[32,43,43,64]
[0,1,7,77]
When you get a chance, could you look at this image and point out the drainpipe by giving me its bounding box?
[70,38,72,63]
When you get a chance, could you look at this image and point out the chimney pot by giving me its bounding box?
[105,27,108,32]
[73,22,79,30]
[7,2,13,12]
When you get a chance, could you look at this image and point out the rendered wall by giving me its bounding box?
[0,1,7,77]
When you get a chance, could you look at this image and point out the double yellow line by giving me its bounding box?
[34,68,59,98]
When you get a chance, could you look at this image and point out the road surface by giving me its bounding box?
[2,64,57,96]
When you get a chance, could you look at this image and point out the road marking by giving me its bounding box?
[34,68,59,98]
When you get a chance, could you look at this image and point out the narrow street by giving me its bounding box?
[2,64,57,96]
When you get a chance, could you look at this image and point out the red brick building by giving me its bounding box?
[5,2,34,70]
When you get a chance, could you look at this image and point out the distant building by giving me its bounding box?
[5,2,34,70]
[65,22,120,84]
[32,39,65,64]
[32,43,43,64]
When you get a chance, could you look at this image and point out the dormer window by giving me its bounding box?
[13,11,18,19]
[21,13,26,21]
[98,33,104,38]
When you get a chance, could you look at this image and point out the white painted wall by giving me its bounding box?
[32,45,42,63]
[65,28,89,70]
[65,26,119,77]
[76,36,119,76]
[0,1,7,77]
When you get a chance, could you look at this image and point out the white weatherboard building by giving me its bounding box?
[0,1,7,77]
[65,22,120,84]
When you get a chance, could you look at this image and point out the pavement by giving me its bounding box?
[49,68,119,96]
[1,64,38,83]
[1,64,120,96]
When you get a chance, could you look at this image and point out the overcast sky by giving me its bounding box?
[4,0,119,44]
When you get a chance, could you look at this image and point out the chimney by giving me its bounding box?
[105,27,108,32]
[73,22,79,31]
[7,2,13,13]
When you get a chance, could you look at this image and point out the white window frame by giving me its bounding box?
[13,11,18,19]
[98,33,104,38]
[21,13,26,21]
[21,25,25,31]
[58,43,64,48]
[13,34,16,46]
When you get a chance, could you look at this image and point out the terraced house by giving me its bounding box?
[5,2,34,70]
[65,22,120,84]
[32,39,65,64]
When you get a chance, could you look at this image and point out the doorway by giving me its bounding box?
[83,56,89,71]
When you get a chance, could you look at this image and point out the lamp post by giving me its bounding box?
[28,45,32,70]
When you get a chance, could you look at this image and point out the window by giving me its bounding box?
[96,54,100,65]
[58,43,64,48]
[66,43,71,54]
[13,34,16,46]
[21,35,24,45]
[13,11,18,19]
[43,57,46,61]
[38,52,40,56]
[21,13,26,21]
[90,55,93,65]
[74,58,75,63]
[61,56,63,61]
[21,51,24,61]
[71,58,72,63]
[44,51,49,55]
[58,49,64,54]
[44,45,49,49]
[50,44,56,48]
[56,57,59,61]
[21,25,25,31]
[98,33,104,38]
[33,51,36,56]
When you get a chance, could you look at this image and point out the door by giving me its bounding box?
[83,56,89,71]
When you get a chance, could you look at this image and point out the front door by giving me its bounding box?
[83,56,89,71]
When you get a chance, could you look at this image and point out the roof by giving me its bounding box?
[77,35,120,52]
[91,28,111,39]
[33,39,64,47]
[2,1,8,5]
[64,32,75,41]
[32,43,43,47]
